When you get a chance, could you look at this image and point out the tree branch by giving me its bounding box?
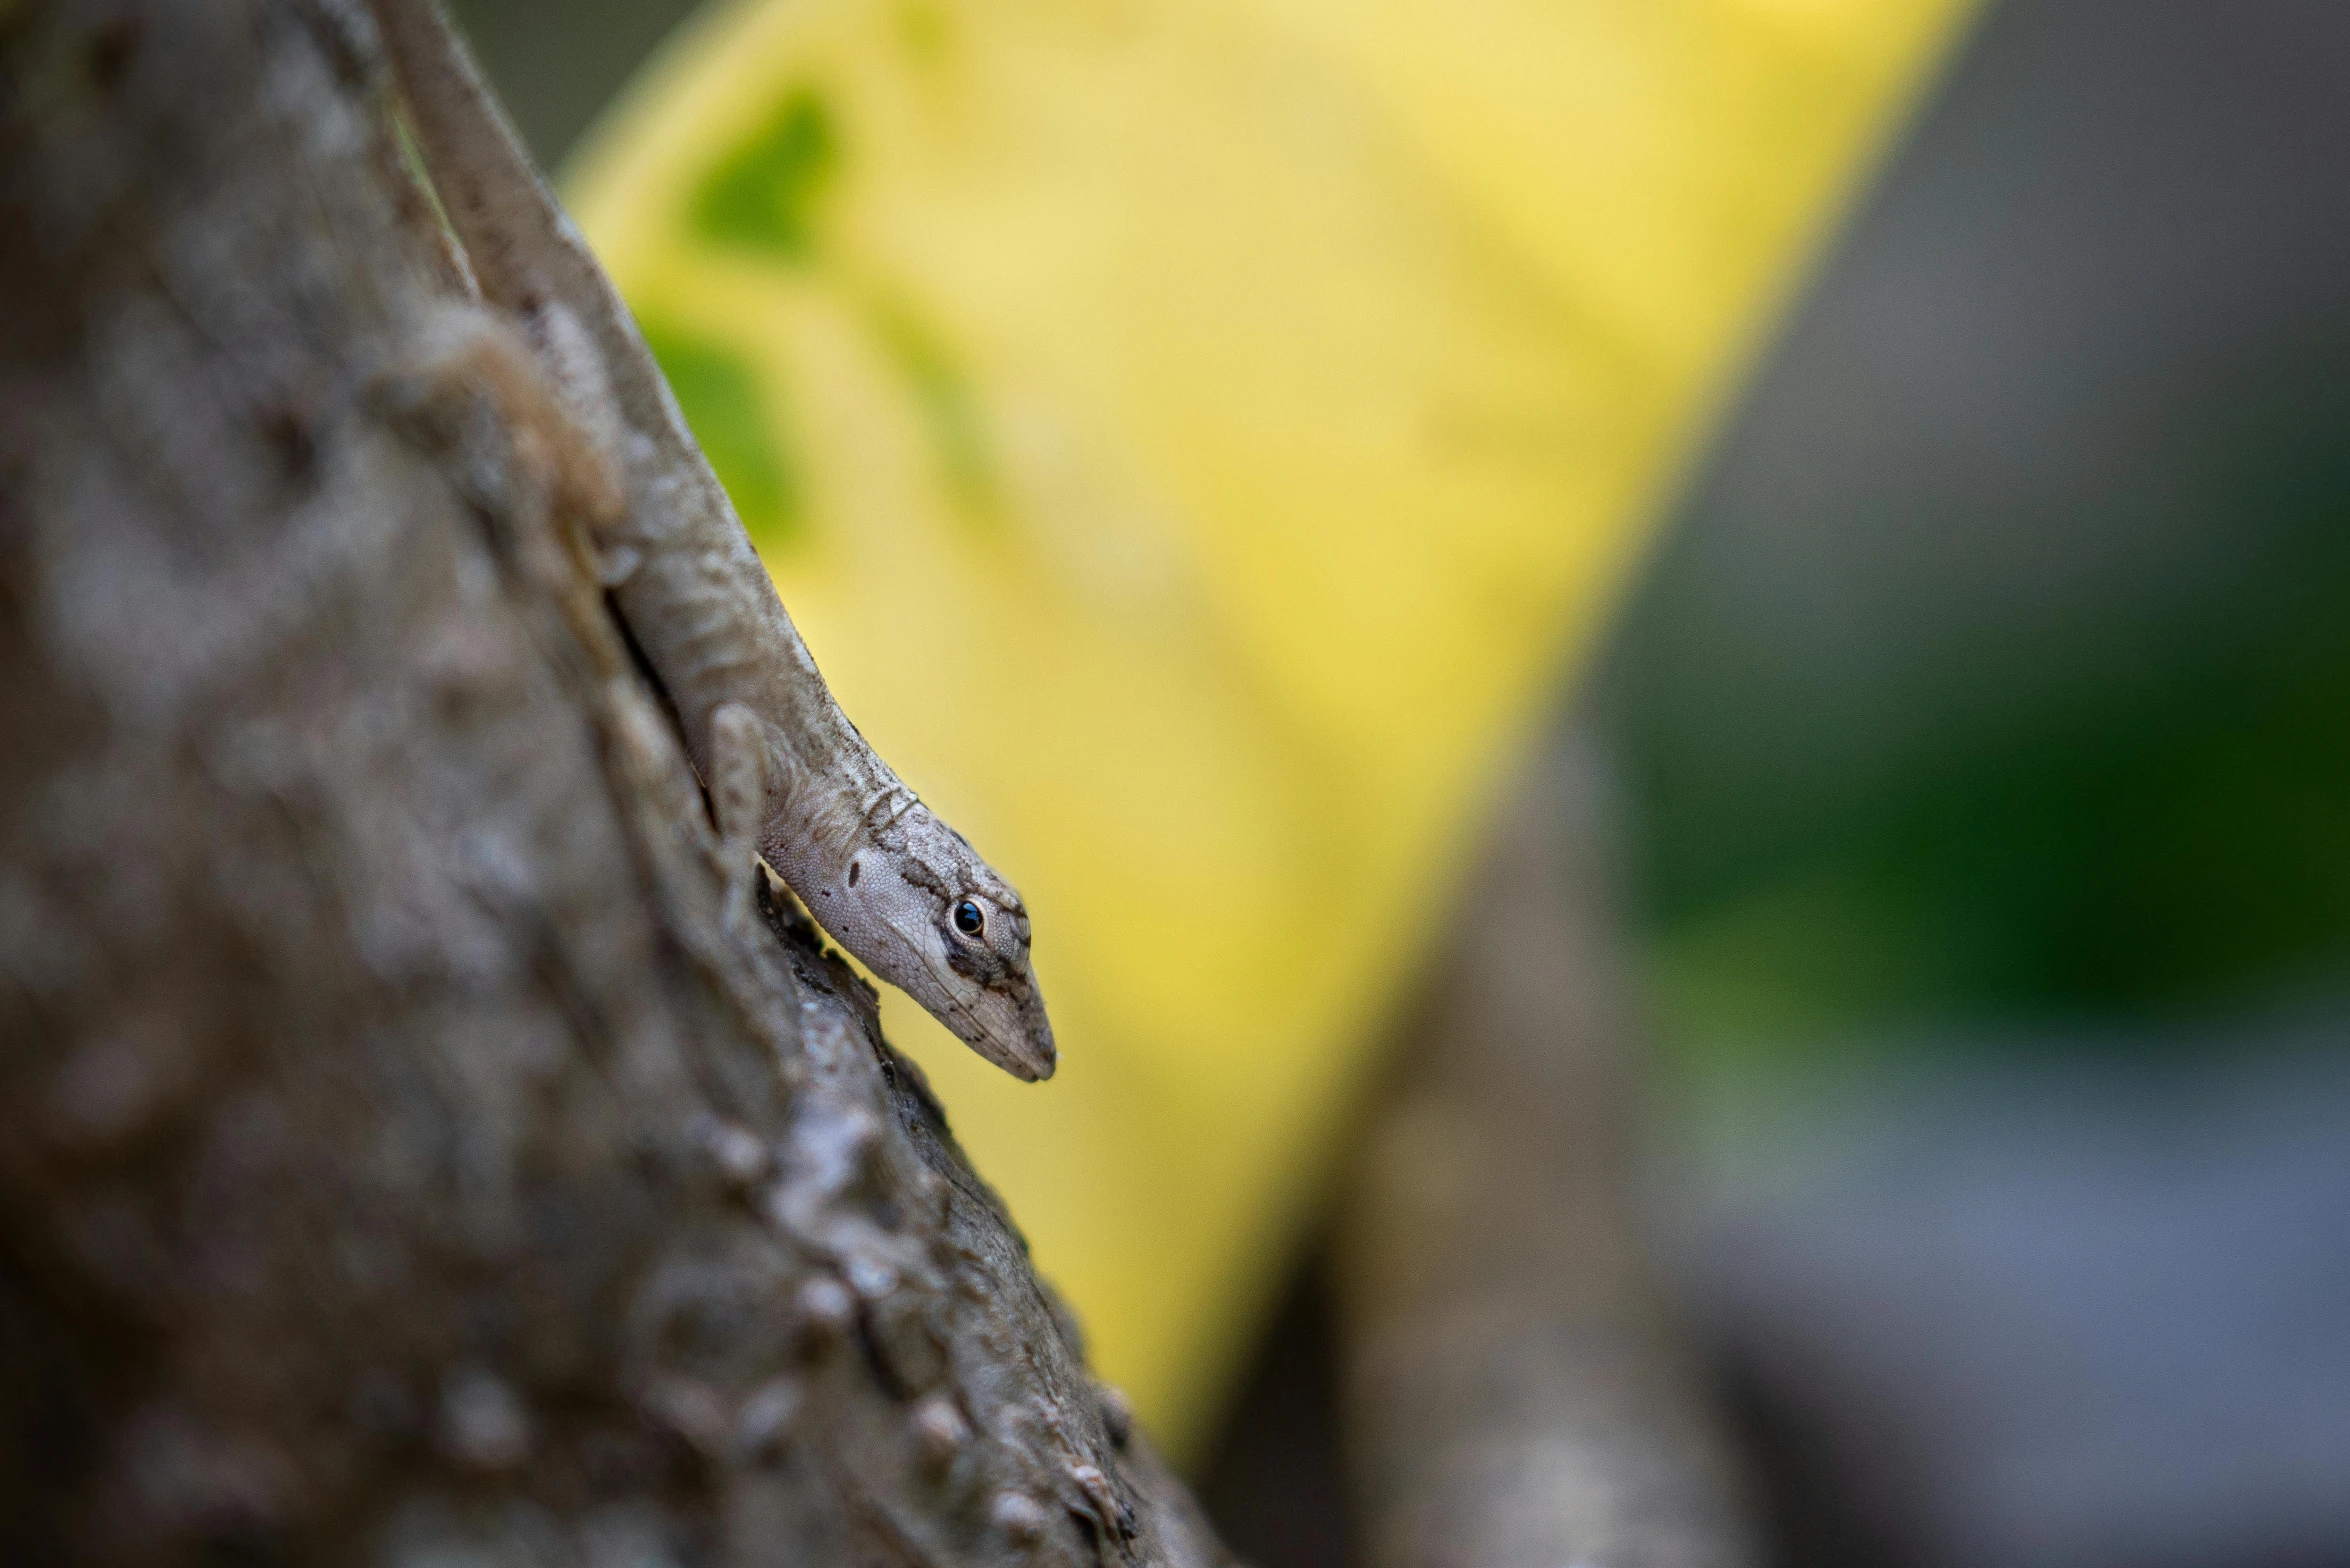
[0,3,1226,1563]
[1335,732,1756,1568]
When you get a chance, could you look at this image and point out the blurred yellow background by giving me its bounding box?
[567,0,1971,1456]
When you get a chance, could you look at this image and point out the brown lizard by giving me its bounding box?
[370,0,1055,1081]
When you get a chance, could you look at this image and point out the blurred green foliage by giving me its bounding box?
[1600,0,2350,1063]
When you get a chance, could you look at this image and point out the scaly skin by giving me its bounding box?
[370,0,1055,1080]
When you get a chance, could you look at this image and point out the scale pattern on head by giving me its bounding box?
[792,797,1056,1081]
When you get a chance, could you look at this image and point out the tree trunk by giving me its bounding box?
[0,4,1227,1564]
[1336,732,1757,1568]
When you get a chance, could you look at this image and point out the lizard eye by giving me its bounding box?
[953,900,985,937]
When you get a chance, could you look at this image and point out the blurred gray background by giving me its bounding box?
[1593,4,2350,1565]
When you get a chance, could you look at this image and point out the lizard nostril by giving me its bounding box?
[847,860,860,887]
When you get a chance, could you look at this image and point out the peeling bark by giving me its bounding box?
[1336,735,1756,1568]
[0,4,1228,1564]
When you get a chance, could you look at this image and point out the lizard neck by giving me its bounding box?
[758,718,914,892]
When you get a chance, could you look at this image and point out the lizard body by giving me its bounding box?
[371,0,1055,1081]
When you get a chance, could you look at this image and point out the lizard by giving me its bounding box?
[368,0,1056,1082]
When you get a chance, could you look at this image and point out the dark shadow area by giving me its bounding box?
[1191,1243,1354,1568]
[446,0,703,166]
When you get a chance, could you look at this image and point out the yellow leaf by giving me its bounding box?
[569,0,1974,1457]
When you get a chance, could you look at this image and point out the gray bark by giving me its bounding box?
[1336,735,1757,1568]
[0,4,1227,1565]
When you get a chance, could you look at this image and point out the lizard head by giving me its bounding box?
[813,804,1056,1082]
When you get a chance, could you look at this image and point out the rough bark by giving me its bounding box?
[0,4,1227,1565]
[1335,733,1756,1568]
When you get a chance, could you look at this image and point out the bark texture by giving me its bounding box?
[1336,735,1757,1568]
[0,4,1226,1565]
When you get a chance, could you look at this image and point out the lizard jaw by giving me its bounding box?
[922,951,1056,1082]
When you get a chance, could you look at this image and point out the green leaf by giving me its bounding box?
[691,89,837,259]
